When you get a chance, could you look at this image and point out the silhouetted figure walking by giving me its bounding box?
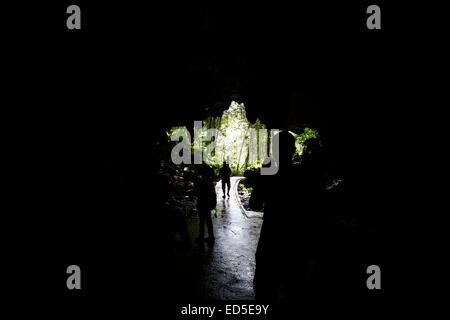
[219,161,231,198]
[195,165,217,242]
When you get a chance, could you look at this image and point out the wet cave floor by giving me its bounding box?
[172,177,263,300]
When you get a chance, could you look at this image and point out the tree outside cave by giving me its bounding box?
[168,101,319,175]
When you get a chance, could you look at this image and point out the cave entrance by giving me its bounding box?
[166,101,320,299]
[193,101,268,175]
[168,101,319,175]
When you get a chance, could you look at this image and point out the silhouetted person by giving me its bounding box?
[250,132,325,301]
[195,164,216,242]
[219,161,232,198]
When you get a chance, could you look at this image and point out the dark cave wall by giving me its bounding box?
[7,1,405,302]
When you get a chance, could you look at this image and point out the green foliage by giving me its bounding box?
[245,159,263,171]
[167,126,187,139]
[168,101,270,176]
[167,103,320,174]
[289,128,319,159]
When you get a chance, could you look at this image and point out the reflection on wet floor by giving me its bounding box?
[175,177,263,300]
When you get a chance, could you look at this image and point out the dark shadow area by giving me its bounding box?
[5,1,408,317]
